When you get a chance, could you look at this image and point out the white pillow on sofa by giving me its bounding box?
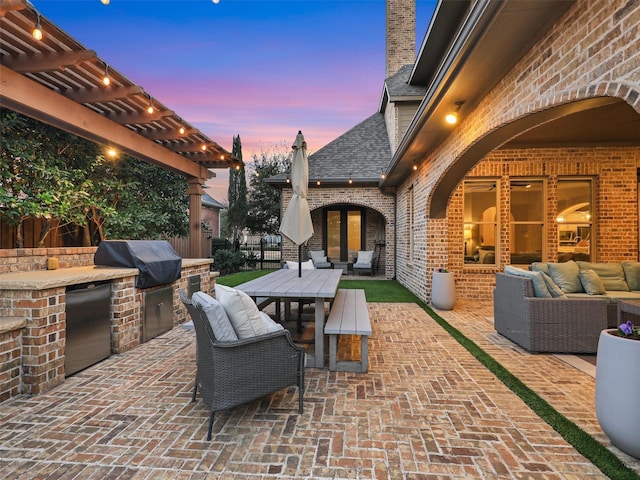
[191,292,238,341]
[215,284,266,339]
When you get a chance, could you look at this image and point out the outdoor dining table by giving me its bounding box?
[236,268,343,368]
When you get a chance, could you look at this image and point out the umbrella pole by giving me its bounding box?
[298,244,302,277]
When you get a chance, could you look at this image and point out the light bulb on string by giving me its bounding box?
[32,13,43,40]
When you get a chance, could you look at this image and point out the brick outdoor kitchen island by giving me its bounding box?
[0,259,213,400]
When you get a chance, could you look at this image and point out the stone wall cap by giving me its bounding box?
[0,316,27,334]
[0,266,139,290]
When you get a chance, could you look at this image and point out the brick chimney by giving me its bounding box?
[386,0,416,77]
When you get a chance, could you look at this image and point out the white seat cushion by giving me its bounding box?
[191,291,238,341]
[286,259,315,270]
[214,284,266,339]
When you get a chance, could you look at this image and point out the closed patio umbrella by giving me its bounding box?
[280,131,313,277]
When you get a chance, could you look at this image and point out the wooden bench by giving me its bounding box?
[324,289,372,373]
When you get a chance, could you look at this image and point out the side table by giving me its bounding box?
[333,261,352,275]
[618,299,640,324]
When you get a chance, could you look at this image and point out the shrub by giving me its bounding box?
[212,249,245,275]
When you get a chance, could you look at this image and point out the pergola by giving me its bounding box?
[0,0,241,257]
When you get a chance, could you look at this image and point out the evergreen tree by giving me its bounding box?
[226,135,247,243]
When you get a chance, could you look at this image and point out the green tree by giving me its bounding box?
[226,135,247,242]
[1,109,189,247]
[246,147,290,234]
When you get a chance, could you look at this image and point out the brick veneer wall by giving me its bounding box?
[281,186,396,279]
[393,0,639,304]
[0,247,98,274]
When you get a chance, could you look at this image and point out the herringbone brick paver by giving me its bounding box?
[0,301,638,479]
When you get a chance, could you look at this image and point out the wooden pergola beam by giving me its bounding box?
[0,64,210,179]
[2,50,97,72]
[64,85,143,104]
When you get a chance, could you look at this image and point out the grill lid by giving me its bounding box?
[94,240,182,288]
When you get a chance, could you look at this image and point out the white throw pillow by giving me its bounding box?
[191,292,238,341]
[356,250,374,264]
[286,259,315,270]
[214,284,266,339]
[259,311,284,333]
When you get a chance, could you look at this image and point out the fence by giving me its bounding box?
[167,231,213,259]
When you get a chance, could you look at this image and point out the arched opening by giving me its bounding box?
[429,96,640,219]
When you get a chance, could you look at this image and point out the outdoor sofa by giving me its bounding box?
[494,260,640,353]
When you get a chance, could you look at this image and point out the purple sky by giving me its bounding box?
[34,0,435,202]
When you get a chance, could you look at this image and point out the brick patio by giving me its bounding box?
[1,299,638,479]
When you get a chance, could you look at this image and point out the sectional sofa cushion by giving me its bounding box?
[192,291,239,341]
[541,272,566,297]
[578,269,606,295]
[576,261,629,291]
[504,266,551,298]
[622,261,640,291]
[547,260,584,293]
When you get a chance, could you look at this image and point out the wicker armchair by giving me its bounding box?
[180,290,305,440]
[494,272,608,353]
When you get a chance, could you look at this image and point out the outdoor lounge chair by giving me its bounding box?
[353,250,375,275]
[180,290,305,440]
[309,250,332,269]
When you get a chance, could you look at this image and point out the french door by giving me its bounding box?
[324,207,365,262]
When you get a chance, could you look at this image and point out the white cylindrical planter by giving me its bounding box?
[431,272,456,310]
[595,329,640,459]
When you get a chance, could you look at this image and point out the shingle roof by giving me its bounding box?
[202,193,225,209]
[384,64,428,100]
[267,113,392,187]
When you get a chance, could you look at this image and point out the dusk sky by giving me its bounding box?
[34,0,436,202]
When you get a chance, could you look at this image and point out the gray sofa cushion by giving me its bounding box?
[504,266,551,298]
[578,269,606,295]
[622,261,640,291]
[576,261,629,291]
[548,260,583,293]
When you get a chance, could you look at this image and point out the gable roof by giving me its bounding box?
[267,113,391,188]
[380,64,428,111]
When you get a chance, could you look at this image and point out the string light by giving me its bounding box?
[178,124,185,135]
[201,144,207,151]
[348,173,353,185]
[412,161,418,171]
[286,176,290,184]
[107,147,117,158]
[316,178,321,186]
[147,96,154,114]
[102,65,111,86]
[32,13,43,41]
[380,169,386,180]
